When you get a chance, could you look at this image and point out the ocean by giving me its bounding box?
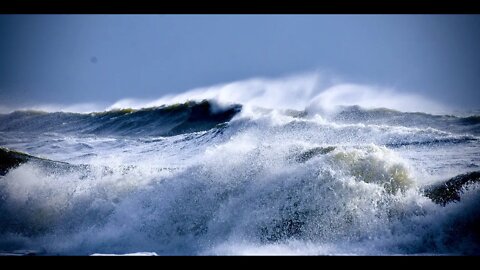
[0,96,479,255]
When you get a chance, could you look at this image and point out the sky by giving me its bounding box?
[0,15,479,111]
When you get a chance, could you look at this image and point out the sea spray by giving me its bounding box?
[0,98,479,255]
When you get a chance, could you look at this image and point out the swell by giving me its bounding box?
[1,101,479,137]
[330,105,480,135]
[0,100,242,137]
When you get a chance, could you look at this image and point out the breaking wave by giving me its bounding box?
[0,74,479,255]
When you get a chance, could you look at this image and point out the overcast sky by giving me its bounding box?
[1,15,479,110]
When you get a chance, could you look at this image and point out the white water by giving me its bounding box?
[0,74,479,255]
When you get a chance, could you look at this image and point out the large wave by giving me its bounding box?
[0,73,479,255]
[107,72,448,115]
[1,100,478,138]
[0,100,241,137]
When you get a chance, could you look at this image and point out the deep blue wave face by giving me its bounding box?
[0,100,479,255]
[0,100,242,137]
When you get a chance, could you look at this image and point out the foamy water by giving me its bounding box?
[0,76,479,255]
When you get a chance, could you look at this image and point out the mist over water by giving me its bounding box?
[107,72,449,115]
[0,73,479,255]
[0,72,450,115]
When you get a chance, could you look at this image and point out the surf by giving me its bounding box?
[0,85,479,255]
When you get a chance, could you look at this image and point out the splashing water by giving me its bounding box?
[0,74,479,255]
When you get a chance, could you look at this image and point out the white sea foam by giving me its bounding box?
[0,110,478,255]
[0,72,478,255]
